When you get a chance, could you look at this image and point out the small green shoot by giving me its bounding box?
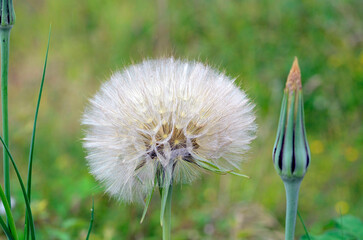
[0,184,17,239]
[85,198,94,240]
[298,210,311,240]
[0,215,14,239]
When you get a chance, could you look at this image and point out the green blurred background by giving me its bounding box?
[1,0,362,239]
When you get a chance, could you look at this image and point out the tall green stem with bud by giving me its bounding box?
[273,58,311,240]
[1,0,15,210]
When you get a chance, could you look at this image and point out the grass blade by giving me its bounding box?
[26,25,51,202]
[140,186,154,223]
[24,25,51,240]
[297,210,311,240]
[0,184,17,239]
[0,137,36,240]
[85,198,94,240]
[0,214,14,240]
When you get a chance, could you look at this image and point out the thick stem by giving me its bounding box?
[162,184,172,240]
[1,27,11,207]
[283,178,302,240]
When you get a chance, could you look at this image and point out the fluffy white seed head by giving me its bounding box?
[82,58,256,203]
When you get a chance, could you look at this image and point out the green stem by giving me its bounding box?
[283,178,302,240]
[162,184,172,240]
[0,183,17,239]
[1,27,11,207]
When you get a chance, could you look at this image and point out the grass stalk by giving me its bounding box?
[0,214,14,239]
[85,198,94,240]
[297,210,311,240]
[0,136,36,240]
[0,183,17,239]
[1,26,11,208]
[1,1,16,235]
[24,26,51,240]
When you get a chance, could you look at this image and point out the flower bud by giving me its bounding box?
[272,57,310,180]
[0,0,16,28]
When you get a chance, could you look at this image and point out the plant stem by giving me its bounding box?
[162,184,172,240]
[1,27,11,207]
[282,177,302,240]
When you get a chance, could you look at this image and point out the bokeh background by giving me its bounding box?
[1,0,362,239]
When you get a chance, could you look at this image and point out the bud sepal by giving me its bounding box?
[272,58,311,180]
[0,0,16,28]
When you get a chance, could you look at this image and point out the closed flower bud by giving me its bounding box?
[0,0,15,28]
[272,57,310,180]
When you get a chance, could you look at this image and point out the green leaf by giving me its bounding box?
[335,215,363,239]
[25,25,51,240]
[26,24,51,200]
[0,136,36,240]
[229,171,250,178]
[0,188,15,239]
[314,230,354,240]
[298,210,311,240]
[140,186,154,223]
[195,158,249,178]
[300,215,363,240]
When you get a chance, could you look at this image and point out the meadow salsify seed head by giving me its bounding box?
[82,58,256,203]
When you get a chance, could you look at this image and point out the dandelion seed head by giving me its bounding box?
[82,58,256,203]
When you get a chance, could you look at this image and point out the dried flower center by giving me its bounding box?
[141,120,201,162]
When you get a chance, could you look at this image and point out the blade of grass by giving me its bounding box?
[85,198,94,240]
[26,25,51,202]
[297,210,311,240]
[0,215,14,240]
[24,25,51,240]
[0,137,36,240]
[0,184,17,239]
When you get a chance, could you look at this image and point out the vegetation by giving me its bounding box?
[1,0,362,239]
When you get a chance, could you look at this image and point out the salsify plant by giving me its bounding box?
[82,58,257,239]
[273,57,311,240]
